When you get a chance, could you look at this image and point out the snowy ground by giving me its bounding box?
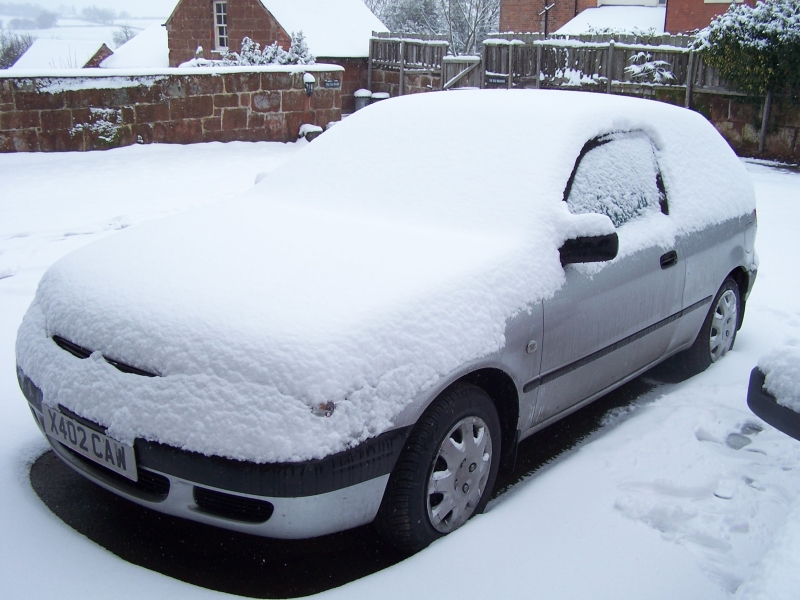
[0,142,799,599]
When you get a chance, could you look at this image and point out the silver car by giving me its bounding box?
[16,90,757,552]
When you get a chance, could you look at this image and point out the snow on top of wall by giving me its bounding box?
[100,23,169,69]
[261,0,388,57]
[16,90,755,464]
[556,6,667,35]
[11,39,110,70]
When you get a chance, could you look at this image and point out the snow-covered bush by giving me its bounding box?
[221,32,314,67]
[692,0,800,96]
[0,30,35,68]
[624,51,675,84]
[112,24,137,49]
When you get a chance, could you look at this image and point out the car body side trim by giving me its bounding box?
[522,295,712,394]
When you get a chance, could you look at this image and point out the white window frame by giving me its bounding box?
[214,1,228,50]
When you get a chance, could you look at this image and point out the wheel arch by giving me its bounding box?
[460,368,520,472]
[726,266,750,329]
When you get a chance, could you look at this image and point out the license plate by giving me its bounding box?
[42,406,138,482]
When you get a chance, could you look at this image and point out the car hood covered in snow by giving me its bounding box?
[16,90,755,462]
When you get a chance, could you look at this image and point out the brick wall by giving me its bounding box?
[665,0,756,34]
[317,57,368,114]
[500,0,596,34]
[167,0,290,67]
[0,68,342,152]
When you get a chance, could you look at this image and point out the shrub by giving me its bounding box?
[693,0,800,96]
[0,30,35,68]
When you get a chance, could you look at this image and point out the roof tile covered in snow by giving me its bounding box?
[556,6,667,35]
[100,24,169,69]
[12,39,113,70]
[258,0,388,57]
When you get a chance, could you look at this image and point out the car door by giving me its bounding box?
[528,131,686,428]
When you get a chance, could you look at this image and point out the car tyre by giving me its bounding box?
[375,383,501,553]
[678,277,741,376]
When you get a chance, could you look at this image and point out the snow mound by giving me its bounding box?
[16,90,755,463]
[101,24,169,69]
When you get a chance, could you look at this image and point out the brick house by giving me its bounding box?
[665,0,755,34]
[165,0,387,112]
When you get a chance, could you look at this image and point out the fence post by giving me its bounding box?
[606,40,615,94]
[481,44,487,89]
[368,38,374,92]
[759,90,773,154]
[507,44,514,89]
[399,40,405,96]
[684,50,694,109]
[536,44,542,89]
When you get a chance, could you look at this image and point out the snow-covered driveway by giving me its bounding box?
[1,143,798,599]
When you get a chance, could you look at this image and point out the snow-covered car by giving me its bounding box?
[16,90,757,552]
[748,349,800,441]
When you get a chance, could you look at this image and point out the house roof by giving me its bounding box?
[556,6,666,35]
[11,39,113,70]
[101,23,169,69]
[259,0,388,58]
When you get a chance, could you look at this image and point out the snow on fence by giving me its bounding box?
[482,35,729,108]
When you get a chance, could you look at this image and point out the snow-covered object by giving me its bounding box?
[298,123,323,139]
[354,88,373,98]
[11,39,111,70]
[16,90,755,464]
[556,7,666,36]
[759,346,800,412]
[259,0,388,58]
[100,24,169,69]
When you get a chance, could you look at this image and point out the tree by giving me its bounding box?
[81,5,116,25]
[438,0,500,55]
[693,0,800,151]
[112,24,137,48]
[384,0,441,35]
[36,10,58,29]
[0,30,35,68]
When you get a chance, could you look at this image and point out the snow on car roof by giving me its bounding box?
[259,0,388,57]
[100,23,169,69]
[17,90,755,463]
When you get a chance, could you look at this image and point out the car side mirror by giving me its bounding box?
[559,232,619,266]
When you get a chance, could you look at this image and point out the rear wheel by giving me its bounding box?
[679,278,741,375]
[375,383,501,553]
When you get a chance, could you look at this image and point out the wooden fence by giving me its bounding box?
[370,31,729,107]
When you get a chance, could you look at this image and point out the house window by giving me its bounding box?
[214,1,228,49]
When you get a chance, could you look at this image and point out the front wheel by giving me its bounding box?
[375,383,501,553]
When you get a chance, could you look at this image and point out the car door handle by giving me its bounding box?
[660,250,678,269]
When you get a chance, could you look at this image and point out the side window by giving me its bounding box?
[564,131,667,228]
[214,1,228,50]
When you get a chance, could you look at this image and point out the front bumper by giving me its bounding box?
[19,367,411,539]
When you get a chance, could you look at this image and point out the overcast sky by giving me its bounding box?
[32,1,180,18]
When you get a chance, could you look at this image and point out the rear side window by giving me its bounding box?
[564,131,667,228]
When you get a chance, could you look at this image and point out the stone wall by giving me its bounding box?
[0,67,342,152]
[318,57,368,114]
